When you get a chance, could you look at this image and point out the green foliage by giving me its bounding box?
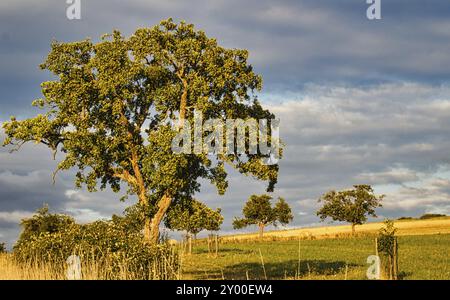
[377,219,399,279]
[112,203,146,233]
[0,243,6,253]
[17,204,76,243]
[2,18,281,243]
[13,206,179,279]
[316,185,384,231]
[165,199,223,235]
[274,198,294,225]
[233,194,293,235]
[377,219,397,257]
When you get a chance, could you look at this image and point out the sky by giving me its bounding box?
[1,0,450,247]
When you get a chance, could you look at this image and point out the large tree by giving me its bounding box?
[316,185,384,234]
[2,19,280,244]
[233,194,293,238]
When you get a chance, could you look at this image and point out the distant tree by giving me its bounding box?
[165,199,223,239]
[204,207,224,233]
[316,185,384,235]
[0,242,6,253]
[233,194,293,238]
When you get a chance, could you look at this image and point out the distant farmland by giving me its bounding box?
[218,217,450,242]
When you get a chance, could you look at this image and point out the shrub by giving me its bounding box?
[13,206,180,279]
[377,220,399,280]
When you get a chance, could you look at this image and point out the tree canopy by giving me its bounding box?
[316,184,384,234]
[2,19,281,244]
[233,194,293,237]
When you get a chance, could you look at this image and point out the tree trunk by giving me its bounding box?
[207,234,211,254]
[351,223,356,236]
[144,217,152,242]
[258,223,265,239]
[146,193,172,244]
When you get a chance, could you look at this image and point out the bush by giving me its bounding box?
[13,206,180,279]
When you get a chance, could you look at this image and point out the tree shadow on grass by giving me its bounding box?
[187,259,360,280]
[226,260,360,280]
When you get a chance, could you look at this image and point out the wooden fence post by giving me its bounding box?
[215,234,219,257]
[375,237,378,256]
[393,237,398,280]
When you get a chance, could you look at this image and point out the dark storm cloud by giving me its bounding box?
[2,0,450,117]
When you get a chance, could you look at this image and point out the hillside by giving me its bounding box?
[219,217,450,242]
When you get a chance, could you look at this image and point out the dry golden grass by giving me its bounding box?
[219,217,450,242]
[0,254,64,280]
[0,253,181,280]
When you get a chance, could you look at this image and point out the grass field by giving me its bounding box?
[182,234,450,280]
[182,218,450,280]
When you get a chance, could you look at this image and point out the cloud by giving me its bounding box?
[355,168,420,185]
[425,205,450,215]
[3,1,450,118]
[63,208,109,224]
[65,190,91,202]
[0,210,33,223]
[383,178,450,211]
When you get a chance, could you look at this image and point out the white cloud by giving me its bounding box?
[355,168,420,185]
[65,189,91,202]
[63,208,109,224]
[0,210,33,223]
[425,205,450,215]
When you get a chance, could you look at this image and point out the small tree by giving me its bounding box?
[316,185,383,235]
[377,219,399,280]
[233,194,293,238]
[165,199,223,253]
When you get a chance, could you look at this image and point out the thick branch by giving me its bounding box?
[130,149,147,203]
